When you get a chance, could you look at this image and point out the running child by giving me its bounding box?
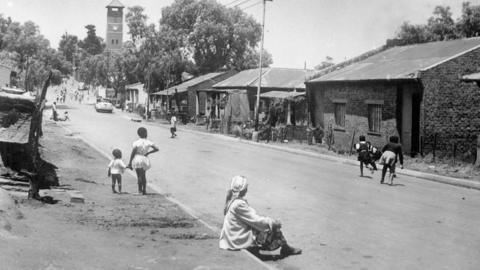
[354,135,377,176]
[379,136,404,185]
[108,149,126,193]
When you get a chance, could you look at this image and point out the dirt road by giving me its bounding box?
[0,121,265,270]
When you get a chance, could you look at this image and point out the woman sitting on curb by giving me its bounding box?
[219,175,301,257]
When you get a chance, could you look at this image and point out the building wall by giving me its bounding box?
[186,71,238,117]
[308,81,400,151]
[419,48,480,160]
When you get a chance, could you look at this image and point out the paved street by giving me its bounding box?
[58,103,480,270]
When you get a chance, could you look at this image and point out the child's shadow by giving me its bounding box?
[389,183,405,187]
[360,175,373,179]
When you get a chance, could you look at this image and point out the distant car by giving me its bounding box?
[95,99,114,113]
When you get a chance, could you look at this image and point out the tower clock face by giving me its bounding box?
[112,26,118,31]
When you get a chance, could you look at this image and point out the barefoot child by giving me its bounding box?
[127,127,159,195]
[380,136,404,185]
[108,149,126,193]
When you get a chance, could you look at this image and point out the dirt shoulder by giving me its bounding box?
[0,121,264,270]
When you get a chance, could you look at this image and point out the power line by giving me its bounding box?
[225,0,244,7]
[241,1,262,10]
[234,0,254,8]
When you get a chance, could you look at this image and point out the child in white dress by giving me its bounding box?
[127,127,159,195]
[108,149,126,193]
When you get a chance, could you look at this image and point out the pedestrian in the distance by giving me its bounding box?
[354,135,377,176]
[379,135,404,185]
[127,127,159,195]
[219,175,302,257]
[51,101,58,121]
[170,113,178,138]
[108,149,126,193]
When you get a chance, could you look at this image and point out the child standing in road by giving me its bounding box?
[127,127,159,195]
[108,149,126,193]
[170,114,178,138]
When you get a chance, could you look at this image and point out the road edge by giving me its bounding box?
[57,122,278,270]
[137,118,480,191]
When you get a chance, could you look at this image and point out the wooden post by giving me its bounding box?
[286,100,292,125]
[432,133,437,163]
[349,130,356,156]
[28,72,52,199]
[476,136,480,167]
[195,91,200,121]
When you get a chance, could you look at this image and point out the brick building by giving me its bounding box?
[306,37,480,158]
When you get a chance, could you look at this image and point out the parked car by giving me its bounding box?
[95,99,114,113]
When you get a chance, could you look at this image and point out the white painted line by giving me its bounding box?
[58,122,278,270]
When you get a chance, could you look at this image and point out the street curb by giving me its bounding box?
[135,117,480,191]
[57,121,277,270]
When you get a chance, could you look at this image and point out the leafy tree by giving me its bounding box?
[78,24,105,55]
[456,2,480,38]
[315,56,334,70]
[125,6,148,45]
[427,5,458,41]
[58,33,78,62]
[395,22,432,45]
[235,47,272,70]
[160,0,267,72]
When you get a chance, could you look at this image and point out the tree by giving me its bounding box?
[234,47,272,70]
[315,56,334,70]
[395,22,432,45]
[78,24,105,55]
[125,6,148,45]
[58,33,78,62]
[160,0,265,72]
[427,6,458,41]
[456,2,480,38]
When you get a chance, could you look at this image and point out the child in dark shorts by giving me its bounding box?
[108,149,126,193]
[354,135,377,176]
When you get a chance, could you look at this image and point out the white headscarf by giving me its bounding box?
[230,175,248,198]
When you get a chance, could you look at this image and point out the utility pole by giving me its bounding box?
[254,0,272,131]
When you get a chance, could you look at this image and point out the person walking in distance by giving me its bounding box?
[170,113,178,138]
[379,135,404,185]
[127,127,159,195]
[108,149,126,193]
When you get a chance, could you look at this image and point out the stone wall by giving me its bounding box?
[419,48,480,160]
[310,81,400,151]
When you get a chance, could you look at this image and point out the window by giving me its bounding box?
[334,102,346,127]
[116,39,118,45]
[368,104,382,133]
[111,39,114,44]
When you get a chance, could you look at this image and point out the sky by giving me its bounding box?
[2,0,480,69]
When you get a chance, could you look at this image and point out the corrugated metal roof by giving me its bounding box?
[213,68,312,89]
[259,91,305,99]
[213,69,266,88]
[0,92,35,144]
[462,72,480,82]
[106,0,124,8]
[309,37,480,83]
[153,72,225,95]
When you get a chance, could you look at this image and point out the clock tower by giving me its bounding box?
[106,0,124,52]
